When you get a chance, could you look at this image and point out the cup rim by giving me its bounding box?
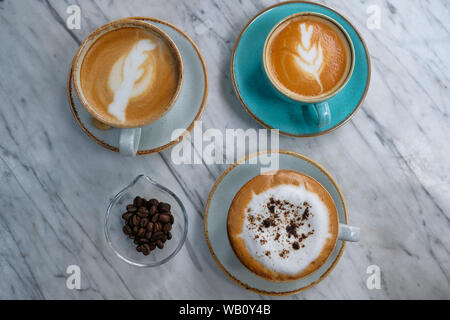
[104,174,188,268]
[262,11,356,104]
[226,169,341,283]
[72,19,184,129]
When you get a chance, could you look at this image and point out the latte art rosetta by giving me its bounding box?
[266,15,352,100]
[294,23,324,92]
[79,26,181,127]
[108,40,157,123]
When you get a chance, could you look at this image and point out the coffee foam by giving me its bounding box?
[294,23,324,91]
[266,15,352,100]
[108,39,157,122]
[240,184,332,275]
[79,26,182,128]
[227,170,339,281]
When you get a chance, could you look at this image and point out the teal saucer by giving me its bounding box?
[231,1,371,137]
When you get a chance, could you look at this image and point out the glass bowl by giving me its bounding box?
[105,175,188,267]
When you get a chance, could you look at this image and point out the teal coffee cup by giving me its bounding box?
[263,12,355,127]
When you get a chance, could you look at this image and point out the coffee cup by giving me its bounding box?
[72,19,184,155]
[227,169,359,282]
[263,12,355,127]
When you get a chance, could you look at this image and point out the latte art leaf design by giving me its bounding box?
[293,23,324,92]
[108,39,157,123]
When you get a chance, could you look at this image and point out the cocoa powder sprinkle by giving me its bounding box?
[245,198,316,259]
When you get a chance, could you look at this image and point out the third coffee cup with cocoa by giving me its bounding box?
[227,170,360,282]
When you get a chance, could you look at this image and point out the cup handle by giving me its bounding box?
[338,224,360,242]
[119,128,142,156]
[313,101,331,128]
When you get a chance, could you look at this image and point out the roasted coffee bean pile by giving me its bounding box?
[122,196,174,256]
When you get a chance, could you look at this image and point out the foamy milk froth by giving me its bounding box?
[78,25,182,128]
[108,39,157,123]
[239,184,332,275]
[294,23,324,91]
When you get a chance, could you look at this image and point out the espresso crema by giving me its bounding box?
[266,14,352,101]
[79,26,182,127]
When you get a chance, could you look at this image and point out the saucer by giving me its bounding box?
[68,17,208,155]
[231,1,371,137]
[204,150,348,295]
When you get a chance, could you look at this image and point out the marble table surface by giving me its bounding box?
[0,0,449,300]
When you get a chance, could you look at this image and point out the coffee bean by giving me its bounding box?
[132,215,139,227]
[148,205,157,215]
[159,214,170,224]
[138,207,149,218]
[137,212,146,219]
[158,202,171,212]
[127,205,137,213]
[152,232,164,240]
[140,218,149,228]
[153,222,162,232]
[133,196,143,208]
[163,223,172,233]
[122,212,133,220]
[124,197,175,256]
[123,225,131,235]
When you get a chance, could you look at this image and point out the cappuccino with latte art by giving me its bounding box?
[264,13,354,102]
[73,21,183,128]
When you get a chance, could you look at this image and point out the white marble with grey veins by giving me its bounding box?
[0,0,449,299]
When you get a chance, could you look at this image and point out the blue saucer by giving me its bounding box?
[231,1,371,137]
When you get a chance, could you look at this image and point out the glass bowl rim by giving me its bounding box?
[104,174,188,267]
